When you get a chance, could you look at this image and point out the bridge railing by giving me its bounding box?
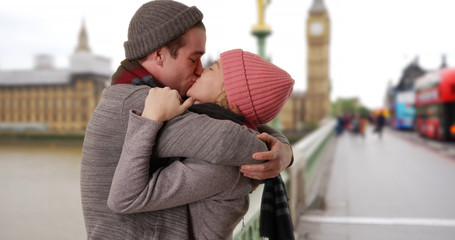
[234,119,336,239]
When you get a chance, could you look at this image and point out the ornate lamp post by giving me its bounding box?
[252,0,281,129]
[251,0,271,60]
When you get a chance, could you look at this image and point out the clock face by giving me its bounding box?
[310,21,324,36]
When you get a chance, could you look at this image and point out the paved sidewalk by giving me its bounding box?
[296,127,455,240]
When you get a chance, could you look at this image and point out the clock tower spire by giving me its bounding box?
[305,0,331,123]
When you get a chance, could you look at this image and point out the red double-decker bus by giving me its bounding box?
[415,68,455,141]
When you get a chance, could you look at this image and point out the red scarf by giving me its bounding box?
[111,59,158,88]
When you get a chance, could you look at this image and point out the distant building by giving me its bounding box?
[395,57,426,91]
[0,22,111,134]
[386,55,448,107]
[305,0,331,123]
[280,91,306,131]
[384,57,425,123]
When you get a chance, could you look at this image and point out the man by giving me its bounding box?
[81,1,292,239]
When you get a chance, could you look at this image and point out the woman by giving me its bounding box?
[108,49,294,239]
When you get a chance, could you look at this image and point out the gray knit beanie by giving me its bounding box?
[124,0,203,60]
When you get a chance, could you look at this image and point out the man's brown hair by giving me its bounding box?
[166,21,206,58]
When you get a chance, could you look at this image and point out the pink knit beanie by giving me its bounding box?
[220,49,295,129]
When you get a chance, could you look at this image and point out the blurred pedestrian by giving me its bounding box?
[350,114,360,135]
[374,111,386,138]
[344,113,351,130]
[336,113,345,136]
[359,114,368,138]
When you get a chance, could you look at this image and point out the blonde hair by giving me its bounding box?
[214,91,240,114]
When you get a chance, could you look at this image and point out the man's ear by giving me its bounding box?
[153,48,165,66]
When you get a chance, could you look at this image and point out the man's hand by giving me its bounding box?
[142,87,193,122]
[240,132,293,180]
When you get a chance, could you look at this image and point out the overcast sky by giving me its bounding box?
[1,0,454,109]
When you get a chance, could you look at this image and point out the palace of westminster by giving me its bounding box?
[0,23,110,134]
[0,0,331,135]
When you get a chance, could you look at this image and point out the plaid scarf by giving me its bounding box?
[260,174,295,240]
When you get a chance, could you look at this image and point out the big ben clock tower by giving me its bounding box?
[305,0,331,123]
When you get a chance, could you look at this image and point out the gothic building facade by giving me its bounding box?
[0,22,110,134]
[280,91,306,131]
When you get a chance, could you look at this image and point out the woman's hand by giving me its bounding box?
[142,87,193,122]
